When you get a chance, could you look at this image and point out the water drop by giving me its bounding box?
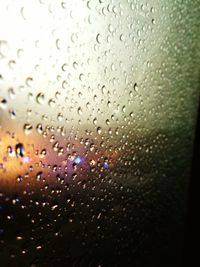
[24,124,33,135]
[36,123,43,134]
[48,98,56,108]
[0,97,7,109]
[36,171,43,181]
[93,118,97,125]
[96,33,102,44]
[97,127,102,134]
[57,113,63,121]
[40,149,47,158]
[77,107,82,115]
[120,34,124,41]
[16,175,23,183]
[7,146,15,157]
[15,143,25,158]
[36,93,45,104]
[9,109,16,119]
[122,105,126,113]
[134,83,138,92]
[106,119,110,125]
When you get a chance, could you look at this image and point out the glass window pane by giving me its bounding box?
[0,1,199,266]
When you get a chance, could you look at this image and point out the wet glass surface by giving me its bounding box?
[0,1,200,266]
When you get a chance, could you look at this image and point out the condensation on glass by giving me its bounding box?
[0,0,200,266]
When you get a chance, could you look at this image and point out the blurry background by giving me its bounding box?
[0,0,200,266]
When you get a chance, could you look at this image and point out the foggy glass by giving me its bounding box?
[0,0,199,266]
